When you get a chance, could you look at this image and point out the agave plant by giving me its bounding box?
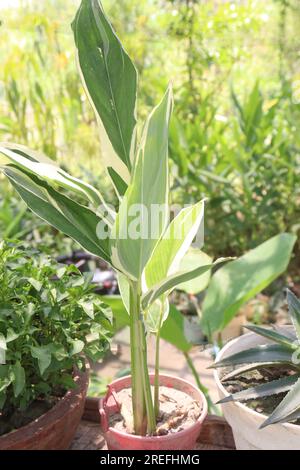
[213,288,300,428]
[0,0,228,436]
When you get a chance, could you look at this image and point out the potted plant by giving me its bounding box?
[0,0,225,450]
[212,288,300,450]
[0,241,112,450]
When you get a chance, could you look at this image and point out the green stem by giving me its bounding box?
[184,351,221,416]
[154,327,161,419]
[129,281,156,435]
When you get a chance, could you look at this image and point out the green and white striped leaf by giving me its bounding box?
[286,289,300,342]
[117,273,168,333]
[144,298,170,333]
[219,374,300,405]
[211,344,293,368]
[0,144,108,211]
[244,325,298,350]
[261,377,300,428]
[11,361,26,398]
[107,166,128,198]
[177,249,212,294]
[201,233,296,335]
[4,165,111,263]
[117,272,130,314]
[143,200,205,290]
[110,87,173,280]
[72,0,137,175]
[142,258,228,310]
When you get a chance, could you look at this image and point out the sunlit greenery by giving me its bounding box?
[1,0,300,260]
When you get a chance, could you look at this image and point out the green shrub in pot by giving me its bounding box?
[0,240,112,436]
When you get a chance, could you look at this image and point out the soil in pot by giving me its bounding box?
[221,364,300,425]
[0,368,88,450]
[109,385,202,436]
[0,368,87,437]
[101,375,207,450]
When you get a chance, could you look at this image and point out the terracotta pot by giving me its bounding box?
[214,326,300,450]
[0,368,89,450]
[99,374,208,450]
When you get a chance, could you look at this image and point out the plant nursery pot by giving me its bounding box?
[183,315,206,344]
[214,326,300,450]
[99,374,208,450]
[0,368,89,450]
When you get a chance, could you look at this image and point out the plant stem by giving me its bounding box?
[184,351,221,416]
[154,327,161,419]
[129,281,156,435]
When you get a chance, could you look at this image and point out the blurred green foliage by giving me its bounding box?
[0,0,300,261]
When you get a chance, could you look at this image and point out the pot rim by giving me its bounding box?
[214,328,300,431]
[0,365,89,442]
[102,373,208,442]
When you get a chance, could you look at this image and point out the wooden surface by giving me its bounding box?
[70,397,235,450]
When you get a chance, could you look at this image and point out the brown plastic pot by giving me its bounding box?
[0,368,89,450]
[99,374,208,450]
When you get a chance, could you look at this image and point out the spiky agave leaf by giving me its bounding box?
[218,374,300,405]
[214,289,300,427]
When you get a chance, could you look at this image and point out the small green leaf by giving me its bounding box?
[11,361,25,397]
[0,334,7,351]
[6,328,19,343]
[117,273,130,314]
[107,166,128,197]
[69,340,85,356]
[0,334,7,365]
[30,346,52,375]
[79,300,94,319]
[28,278,42,292]
[144,299,169,333]
[56,266,67,279]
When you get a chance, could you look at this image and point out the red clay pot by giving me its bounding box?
[0,368,89,450]
[99,374,208,450]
